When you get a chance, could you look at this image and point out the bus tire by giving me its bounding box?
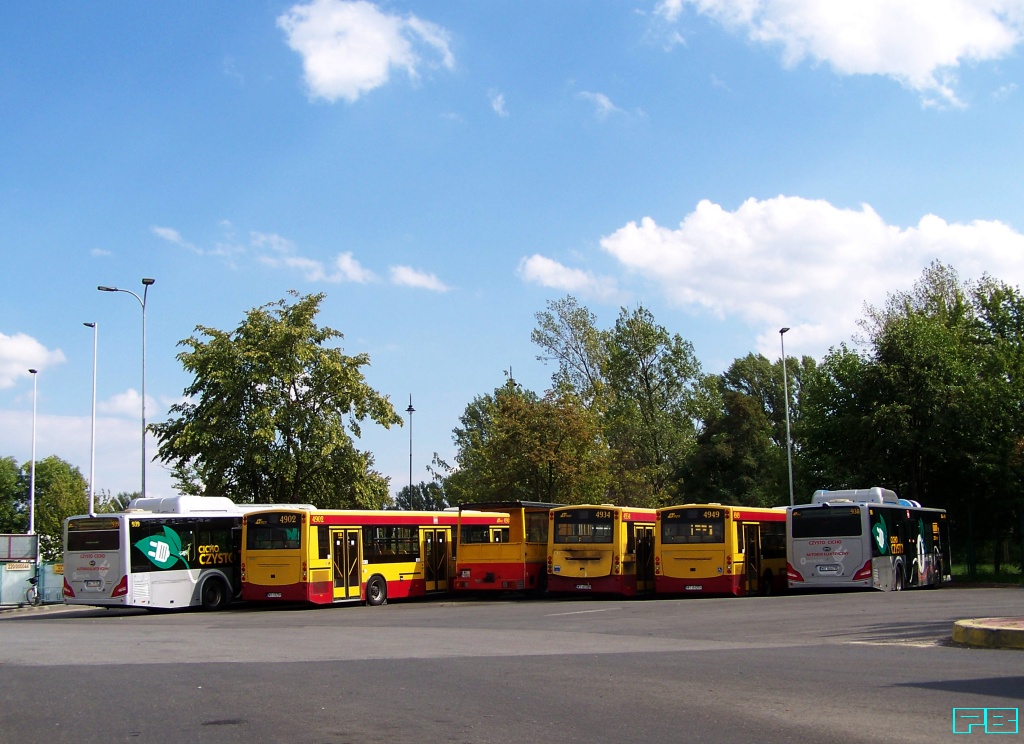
[201,577,229,611]
[892,563,904,592]
[366,575,387,606]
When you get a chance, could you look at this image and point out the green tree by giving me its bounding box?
[393,482,449,511]
[0,456,24,533]
[602,305,717,506]
[30,456,88,561]
[531,296,607,408]
[152,292,402,508]
[97,491,140,513]
[438,378,610,505]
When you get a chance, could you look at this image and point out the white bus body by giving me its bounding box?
[786,488,950,591]
[62,496,310,611]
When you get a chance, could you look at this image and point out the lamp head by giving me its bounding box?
[28,368,37,375]
[98,285,117,292]
[84,322,96,328]
[779,327,790,335]
[142,278,155,286]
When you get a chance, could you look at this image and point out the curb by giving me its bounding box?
[952,618,1024,650]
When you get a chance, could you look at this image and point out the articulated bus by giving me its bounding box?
[62,495,290,611]
[655,504,787,596]
[241,507,507,606]
[547,505,657,596]
[786,488,950,591]
[454,501,562,593]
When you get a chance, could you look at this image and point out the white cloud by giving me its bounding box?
[0,409,172,499]
[334,251,377,283]
[90,247,112,258]
[389,265,450,292]
[517,254,622,301]
[577,91,623,119]
[152,225,202,253]
[277,0,455,103]
[599,195,1024,358]
[97,388,156,418]
[253,232,378,284]
[660,0,1024,105]
[489,89,508,117]
[0,334,67,389]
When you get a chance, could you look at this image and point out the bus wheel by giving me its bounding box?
[892,566,904,592]
[366,576,387,606]
[760,571,774,597]
[201,577,229,611]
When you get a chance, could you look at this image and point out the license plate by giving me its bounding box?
[85,579,101,589]
[685,585,703,591]
[816,564,840,573]
[576,584,592,590]
[266,592,282,598]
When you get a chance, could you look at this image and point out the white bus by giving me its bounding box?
[786,488,950,591]
[63,495,306,611]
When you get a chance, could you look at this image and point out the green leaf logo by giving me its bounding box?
[135,526,184,569]
[872,518,888,554]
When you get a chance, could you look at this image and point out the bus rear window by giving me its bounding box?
[791,507,862,539]
[660,508,725,544]
[460,525,493,544]
[67,530,120,551]
[553,509,614,544]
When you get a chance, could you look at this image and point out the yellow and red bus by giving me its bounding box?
[654,504,787,596]
[240,507,506,606]
[453,501,561,593]
[547,505,656,596]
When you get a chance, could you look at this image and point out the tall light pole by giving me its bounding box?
[28,369,38,536]
[780,327,794,506]
[98,278,154,498]
[406,396,415,491]
[84,323,98,517]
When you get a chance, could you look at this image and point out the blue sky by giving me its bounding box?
[3,1,1024,501]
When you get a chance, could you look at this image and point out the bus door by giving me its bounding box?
[742,523,761,594]
[422,527,449,592]
[634,524,655,593]
[332,529,362,601]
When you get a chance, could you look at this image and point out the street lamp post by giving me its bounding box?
[84,323,97,516]
[779,327,794,506]
[28,369,38,536]
[406,396,415,491]
[98,278,154,498]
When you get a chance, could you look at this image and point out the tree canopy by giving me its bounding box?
[152,292,402,507]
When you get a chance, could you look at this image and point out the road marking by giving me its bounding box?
[546,608,622,617]
[848,640,941,648]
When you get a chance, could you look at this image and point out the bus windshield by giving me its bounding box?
[245,512,302,550]
[660,507,725,544]
[66,517,121,551]
[553,509,614,544]
[791,506,862,539]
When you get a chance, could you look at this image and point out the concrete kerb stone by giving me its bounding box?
[952,618,1024,650]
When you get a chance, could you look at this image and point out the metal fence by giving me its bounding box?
[0,562,64,606]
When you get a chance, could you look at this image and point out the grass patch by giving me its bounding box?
[950,563,1024,585]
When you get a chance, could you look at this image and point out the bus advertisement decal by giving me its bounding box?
[135,527,185,570]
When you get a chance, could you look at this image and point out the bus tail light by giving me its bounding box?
[241,562,246,582]
[111,575,128,597]
[63,578,75,598]
[302,561,307,581]
[726,555,733,574]
[785,563,803,582]
[654,555,661,576]
[613,554,620,575]
[853,560,872,581]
